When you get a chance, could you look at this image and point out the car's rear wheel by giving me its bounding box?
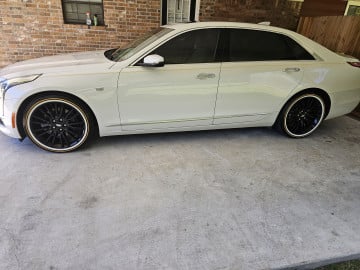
[24,95,94,152]
[276,93,326,138]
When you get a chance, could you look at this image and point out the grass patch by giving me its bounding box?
[315,260,360,270]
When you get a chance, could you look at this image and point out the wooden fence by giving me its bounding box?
[297,16,360,59]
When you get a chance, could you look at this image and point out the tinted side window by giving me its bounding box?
[150,29,220,64]
[284,37,315,60]
[227,29,314,62]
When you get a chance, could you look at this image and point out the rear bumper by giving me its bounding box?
[327,88,360,120]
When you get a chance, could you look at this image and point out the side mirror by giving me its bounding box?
[138,54,165,67]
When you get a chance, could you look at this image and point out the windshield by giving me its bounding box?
[107,27,173,62]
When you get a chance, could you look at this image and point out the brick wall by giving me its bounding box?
[199,0,302,30]
[0,0,301,68]
[0,0,161,68]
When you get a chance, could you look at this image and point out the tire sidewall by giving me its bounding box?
[282,94,325,138]
[24,97,91,153]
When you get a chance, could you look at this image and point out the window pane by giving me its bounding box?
[283,36,315,60]
[62,0,104,25]
[347,5,360,16]
[151,29,220,64]
[115,28,173,62]
[167,0,191,24]
[227,29,314,62]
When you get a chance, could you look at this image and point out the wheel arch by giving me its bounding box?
[16,91,100,139]
[273,88,331,137]
[280,88,331,121]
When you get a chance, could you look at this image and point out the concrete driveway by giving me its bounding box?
[0,116,359,270]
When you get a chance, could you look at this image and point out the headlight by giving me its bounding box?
[0,74,42,94]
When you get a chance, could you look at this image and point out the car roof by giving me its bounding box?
[163,21,293,35]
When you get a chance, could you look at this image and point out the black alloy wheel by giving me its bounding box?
[24,96,93,152]
[279,94,325,138]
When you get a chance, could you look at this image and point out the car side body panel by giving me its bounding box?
[3,64,122,138]
[298,63,360,119]
[214,61,305,125]
[118,63,221,131]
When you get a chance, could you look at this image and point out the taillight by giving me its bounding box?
[348,62,360,68]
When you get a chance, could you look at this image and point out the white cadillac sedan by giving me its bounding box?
[1,22,360,152]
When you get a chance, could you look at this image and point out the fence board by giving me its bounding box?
[297,16,360,59]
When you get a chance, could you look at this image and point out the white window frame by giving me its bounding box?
[195,0,200,21]
[161,0,200,25]
[345,0,360,15]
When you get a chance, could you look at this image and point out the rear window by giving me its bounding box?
[225,29,315,62]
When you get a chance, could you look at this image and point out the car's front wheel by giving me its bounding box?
[276,93,326,138]
[24,95,95,152]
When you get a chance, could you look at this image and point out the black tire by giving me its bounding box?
[275,93,326,138]
[23,95,95,153]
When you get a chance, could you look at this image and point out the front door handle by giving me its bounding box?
[197,73,216,80]
[284,67,301,73]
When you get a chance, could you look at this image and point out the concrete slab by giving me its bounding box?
[0,116,359,270]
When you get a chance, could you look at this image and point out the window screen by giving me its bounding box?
[226,29,314,62]
[62,0,104,25]
[347,5,360,16]
[150,29,220,64]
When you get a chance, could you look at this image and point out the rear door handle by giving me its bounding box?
[284,67,301,73]
[197,73,216,80]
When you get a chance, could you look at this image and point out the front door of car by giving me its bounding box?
[214,28,314,124]
[118,28,221,131]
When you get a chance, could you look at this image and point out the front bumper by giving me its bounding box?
[0,99,22,139]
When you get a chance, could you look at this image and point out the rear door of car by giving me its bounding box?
[214,28,314,125]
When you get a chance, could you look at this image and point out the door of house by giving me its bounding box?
[162,0,197,25]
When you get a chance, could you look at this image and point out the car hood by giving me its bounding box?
[0,50,113,77]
